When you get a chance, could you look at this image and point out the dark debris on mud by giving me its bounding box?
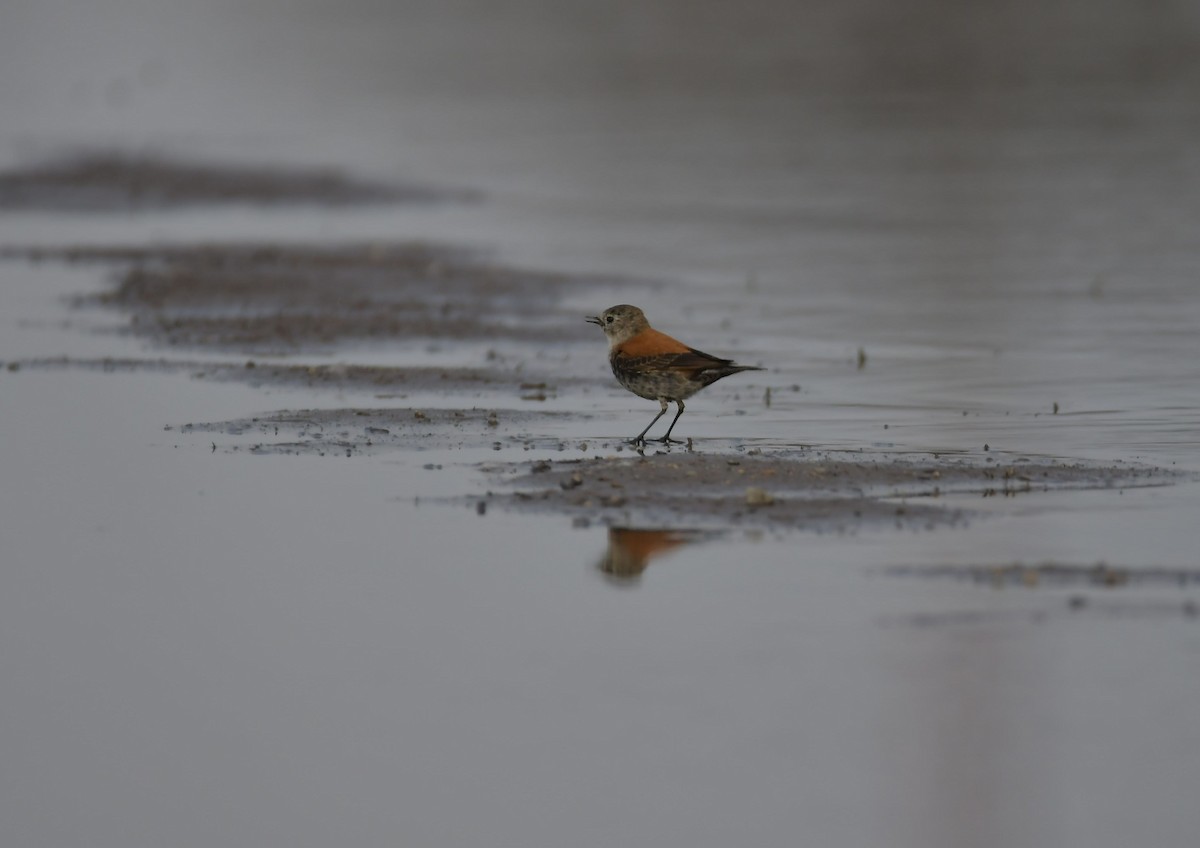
[880,558,1200,628]
[476,453,1173,531]
[0,151,476,211]
[885,561,1200,589]
[176,406,574,455]
[880,560,1200,628]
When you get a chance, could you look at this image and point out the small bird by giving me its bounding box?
[587,304,763,445]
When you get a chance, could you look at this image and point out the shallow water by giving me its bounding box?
[3,2,1200,847]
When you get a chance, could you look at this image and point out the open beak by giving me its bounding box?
[585,315,603,326]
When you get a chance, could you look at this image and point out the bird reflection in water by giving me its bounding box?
[596,528,703,585]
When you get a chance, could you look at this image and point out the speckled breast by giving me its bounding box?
[610,356,696,401]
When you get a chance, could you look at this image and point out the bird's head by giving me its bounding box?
[586,304,650,346]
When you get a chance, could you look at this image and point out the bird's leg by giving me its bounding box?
[656,400,686,443]
[631,400,669,445]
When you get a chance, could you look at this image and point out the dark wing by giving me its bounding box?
[682,346,737,370]
[682,347,764,374]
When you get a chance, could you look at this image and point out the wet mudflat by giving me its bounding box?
[5,233,1175,528]
[4,2,1200,848]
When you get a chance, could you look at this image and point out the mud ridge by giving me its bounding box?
[473,453,1174,531]
[884,561,1200,588]
[0,151,476,211]
[175,406,577,455]
[2,241,647,354]
[1,356,551,394]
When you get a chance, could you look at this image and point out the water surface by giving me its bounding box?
[3,2,1200,847]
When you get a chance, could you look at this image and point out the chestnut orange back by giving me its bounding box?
[613,327,692,357]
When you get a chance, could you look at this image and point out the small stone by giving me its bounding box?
[560,471,584,490]
[745,487,774,506]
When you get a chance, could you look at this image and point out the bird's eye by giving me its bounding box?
[605,315,614,324]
